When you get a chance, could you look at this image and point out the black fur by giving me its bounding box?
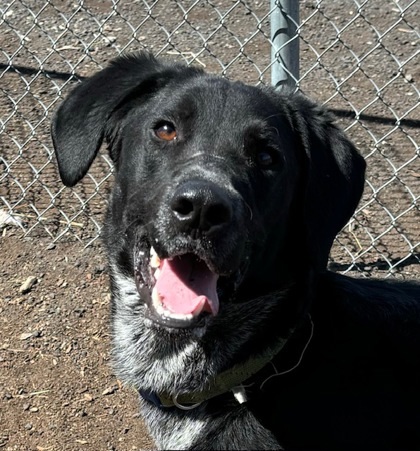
[52,52,420,450]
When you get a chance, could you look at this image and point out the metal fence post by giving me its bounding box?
[270,0,300,88]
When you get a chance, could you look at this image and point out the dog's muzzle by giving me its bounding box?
[133,180,249,329]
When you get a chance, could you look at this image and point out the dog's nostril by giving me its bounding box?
[206,204,231,227]
[172,197,195,218]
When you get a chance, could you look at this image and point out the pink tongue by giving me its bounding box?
[155,256,219,316]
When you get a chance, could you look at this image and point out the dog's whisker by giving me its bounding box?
[244,201,253,221]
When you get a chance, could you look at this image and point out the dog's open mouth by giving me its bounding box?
[135,246,222,328]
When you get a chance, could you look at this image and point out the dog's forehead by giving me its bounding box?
[158,75,279,126]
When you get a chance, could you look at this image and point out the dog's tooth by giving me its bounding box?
[151,286,164,313]
[150,255,161,269]
[190,298,206,317]
[150,247,161,269]
[154,268,161,280]
[167,312,194,321]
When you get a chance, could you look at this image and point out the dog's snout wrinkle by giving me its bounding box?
[170,182,232,236]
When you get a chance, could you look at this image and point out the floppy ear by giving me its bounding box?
[289,93,366,269]
[51,52,200,187]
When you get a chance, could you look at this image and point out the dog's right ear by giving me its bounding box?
[51,53,195,187]
[285,92,366,270]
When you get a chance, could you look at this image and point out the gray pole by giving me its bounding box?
[270,0,299,89]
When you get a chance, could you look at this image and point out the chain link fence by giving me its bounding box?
[1,0,419,276]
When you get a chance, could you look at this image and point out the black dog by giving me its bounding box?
[52,52,420,450]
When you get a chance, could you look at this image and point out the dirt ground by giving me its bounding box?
[1,1,419,450]
[0,232,154,451]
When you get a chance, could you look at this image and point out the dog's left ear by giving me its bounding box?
[51,53,160,186]
[288,93,366,269]
[51,52,202,187]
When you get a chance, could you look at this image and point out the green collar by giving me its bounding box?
[148,330,295,410]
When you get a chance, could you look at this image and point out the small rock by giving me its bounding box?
[0,210,24,228]
[56,278,66,287]
[19,332,35,341]
[103,36,116,46]
[19,276,38,294]
[94,265,106,274]
[102,385,118,396]
[24,423,33,430]
[83,393,94,402]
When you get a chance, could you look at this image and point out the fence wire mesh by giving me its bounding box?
[0,0,419,276]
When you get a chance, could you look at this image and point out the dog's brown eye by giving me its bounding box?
[155,122,177,141]
[257,150,274,168]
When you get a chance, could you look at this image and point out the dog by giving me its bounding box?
[51,52,420,450]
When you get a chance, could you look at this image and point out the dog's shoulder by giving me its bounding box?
[315,271,420,353]
[320,271,420,313]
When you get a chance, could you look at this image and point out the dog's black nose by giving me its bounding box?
[170,182,232,235]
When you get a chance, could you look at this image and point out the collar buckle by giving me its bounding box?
[231,385,248,404]
[172,394,202,410]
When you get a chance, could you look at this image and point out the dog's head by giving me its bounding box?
[52,52,365,331]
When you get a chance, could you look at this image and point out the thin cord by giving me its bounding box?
[260,315,314,390]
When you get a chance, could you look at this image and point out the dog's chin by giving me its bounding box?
[133,240,244,330]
